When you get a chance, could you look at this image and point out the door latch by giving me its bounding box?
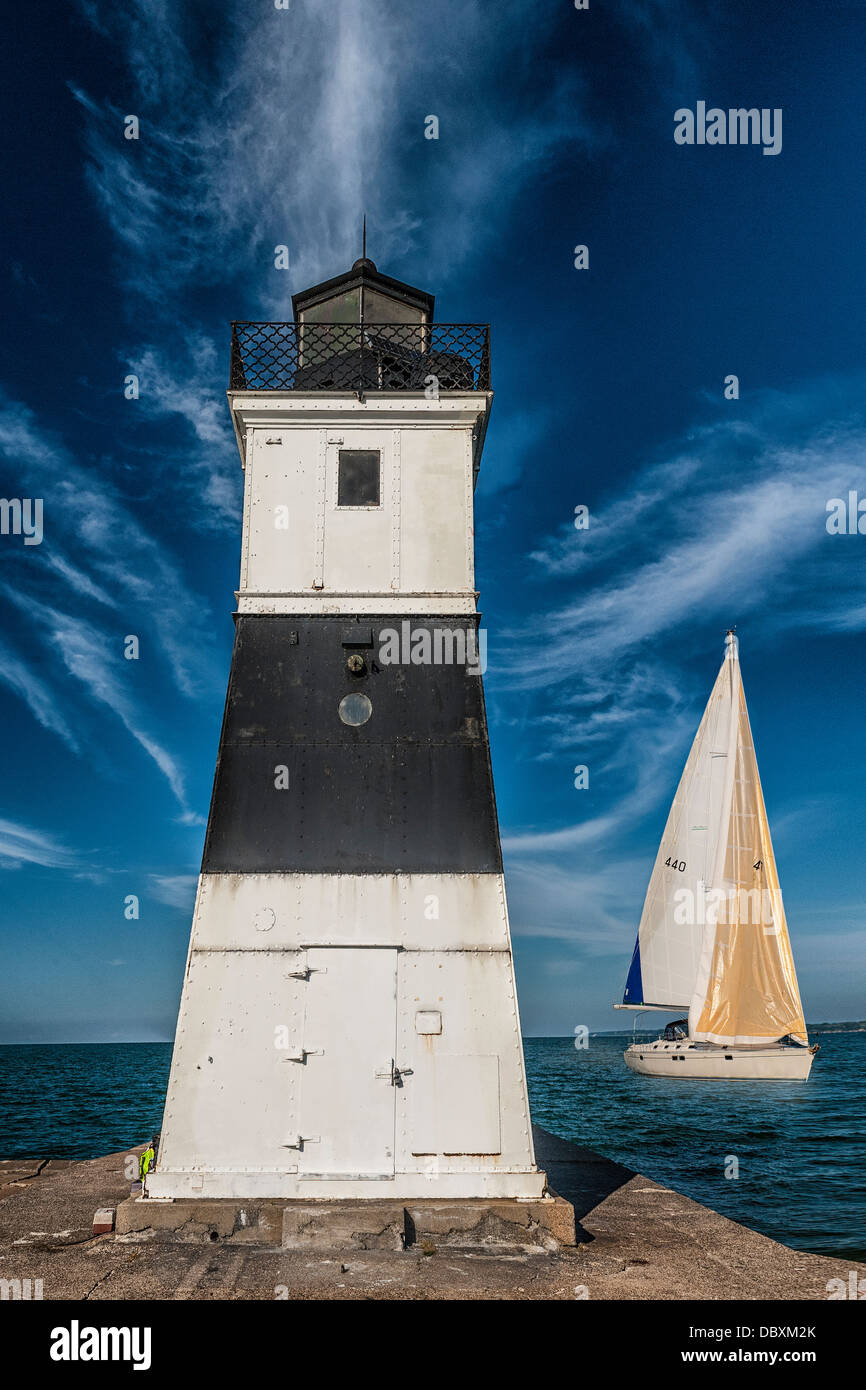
[374,1059,414,1087]
[281,1049,324,1063]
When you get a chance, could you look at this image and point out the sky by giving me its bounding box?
[1,0,865,1041]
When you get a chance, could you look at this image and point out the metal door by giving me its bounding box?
[322,430,392,594]
[296,947,398,1178]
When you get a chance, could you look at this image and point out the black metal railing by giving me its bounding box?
[230,322,490,392]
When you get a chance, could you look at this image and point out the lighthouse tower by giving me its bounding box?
[148,259,545,1201]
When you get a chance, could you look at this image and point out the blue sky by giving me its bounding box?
[1,0,865,1041]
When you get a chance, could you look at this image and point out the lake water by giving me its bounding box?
[1,1030,862,1262]
[526,1031,866,1263]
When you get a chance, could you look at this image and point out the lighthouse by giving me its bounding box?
[147,258,545,1202]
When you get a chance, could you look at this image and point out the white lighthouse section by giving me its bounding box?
[233,394,483,616]
[148,262,544,1203]
[150,873,541,1198]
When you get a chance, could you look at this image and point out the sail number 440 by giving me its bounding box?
[665,857,686,871]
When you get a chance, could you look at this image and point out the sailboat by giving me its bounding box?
[615,632,817,1080]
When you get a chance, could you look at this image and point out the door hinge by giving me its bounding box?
[286,955,326,981]
[284,1134,320,1150]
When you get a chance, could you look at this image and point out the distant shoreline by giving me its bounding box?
[1,1022,864,1046]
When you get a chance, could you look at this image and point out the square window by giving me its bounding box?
[338,449,380,507]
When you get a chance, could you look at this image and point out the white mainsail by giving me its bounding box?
[622,636,739,1010]
[623,633,808,1048]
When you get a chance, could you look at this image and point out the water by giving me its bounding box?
[0,1032,862,1262]
[525,1031,866,1263]
[0,1043,172,1163]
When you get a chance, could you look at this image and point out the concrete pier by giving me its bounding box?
[1,1128,861,1300]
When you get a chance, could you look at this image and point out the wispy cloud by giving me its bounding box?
[42,551,119,609]
[3,591,202,824]
[149,873,198,909]
[73,0,597,309]
[0,640,81,752]
[126,333,239,527]
[514,386,866,693]
[503,683,692,854]
[0,818,80,871]
[506,854,648,952]
[0,393,222,701]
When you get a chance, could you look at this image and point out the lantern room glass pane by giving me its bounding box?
[301,288,361,324]
[363,289,424,325]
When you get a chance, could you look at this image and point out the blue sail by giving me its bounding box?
[623,935,643,1005]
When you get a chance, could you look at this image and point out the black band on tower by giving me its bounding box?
[201,615,503,875]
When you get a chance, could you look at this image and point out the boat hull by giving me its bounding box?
[624,1039,815,1080]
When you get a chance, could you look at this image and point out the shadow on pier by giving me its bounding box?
[533,1125,634,1244]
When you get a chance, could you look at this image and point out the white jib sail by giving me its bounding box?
[631,637,740,1010]
[688,634,808,1046]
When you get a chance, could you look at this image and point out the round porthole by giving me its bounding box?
[339,692,373,727]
